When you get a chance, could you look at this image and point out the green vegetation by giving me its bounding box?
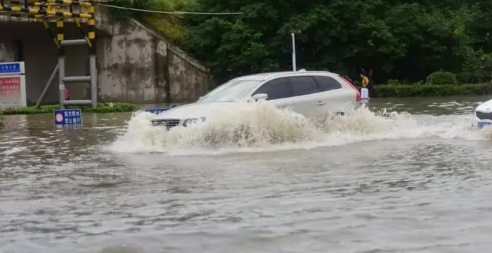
[426,71,459,86]
[373,83,492,98]
[0,103,140,115]
[368,70,492,97]
[183,0,492,84]
[361,70,490,97]
[108,0,492,89]
[108,0,194,45]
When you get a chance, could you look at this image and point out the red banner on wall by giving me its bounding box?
[0,76,22,109]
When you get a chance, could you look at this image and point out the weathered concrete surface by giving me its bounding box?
[0,42,14,62]
[95,5,212,103]
[0,5,212,105]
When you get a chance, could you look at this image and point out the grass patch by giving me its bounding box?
[0,103,140,115]
[142,15,186,44]
[372,83,492,97]
[143,0,194,44]
[109,0,195,44]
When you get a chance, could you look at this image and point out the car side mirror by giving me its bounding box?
[252,93,268,101]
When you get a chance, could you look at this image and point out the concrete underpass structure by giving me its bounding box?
[0,4,211,106]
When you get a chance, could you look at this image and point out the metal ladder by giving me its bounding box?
[57,41,97,108]
[55,2,97,108]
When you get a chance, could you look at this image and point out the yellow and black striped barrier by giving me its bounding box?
[87,4,95,54]
[1,0,92,8]
[0,0,96,53]
[4,0,46,7]
[0,4,92,18]
[56,19,64,54]
[42,19,61,48]
[30,0,93,8]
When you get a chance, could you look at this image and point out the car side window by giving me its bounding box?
[288,76,319,97]
[313,76,342,92]
[253,78,293,100]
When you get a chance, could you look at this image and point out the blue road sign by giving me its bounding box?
[478,121,492,130]
[54,109,82,125]
[0,63,21,74]
[144,108,169,114]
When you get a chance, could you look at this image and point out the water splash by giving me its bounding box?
[477,125,492,139]
[107,100,484,155]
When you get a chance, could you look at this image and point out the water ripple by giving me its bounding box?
[1,99,492,253]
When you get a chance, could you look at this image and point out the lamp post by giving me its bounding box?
[291,33,296,71]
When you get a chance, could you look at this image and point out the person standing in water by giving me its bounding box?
[360,68,374,96]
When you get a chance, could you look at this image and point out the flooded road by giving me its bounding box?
[2,96,492,253]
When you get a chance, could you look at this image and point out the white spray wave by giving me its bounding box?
[107,100,489,155]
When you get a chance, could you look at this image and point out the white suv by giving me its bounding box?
[151,70,361,128]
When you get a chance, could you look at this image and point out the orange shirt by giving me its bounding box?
[361,75,369,87]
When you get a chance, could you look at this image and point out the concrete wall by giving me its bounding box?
[95,6,212,103]
[0,6,212,105]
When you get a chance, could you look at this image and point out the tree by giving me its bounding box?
[183,0,492,84]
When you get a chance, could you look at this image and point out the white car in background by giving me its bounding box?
[474,99,492,129]
[151,70,362,128]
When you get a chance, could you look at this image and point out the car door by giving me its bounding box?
[252,77,294,110]
[312,75,353,114]
[252,76,324,119]
[285,76,323,118]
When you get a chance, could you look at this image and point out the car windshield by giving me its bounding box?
[198,79,262,102]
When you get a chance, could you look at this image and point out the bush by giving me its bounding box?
[426,71,459,85]
[385,79,425,86]
[386,79,401,85]
[458,49,492,83]
[373,83,492,97]
[1,103,140,115]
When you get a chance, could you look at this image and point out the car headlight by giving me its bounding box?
[183,117,206,127]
